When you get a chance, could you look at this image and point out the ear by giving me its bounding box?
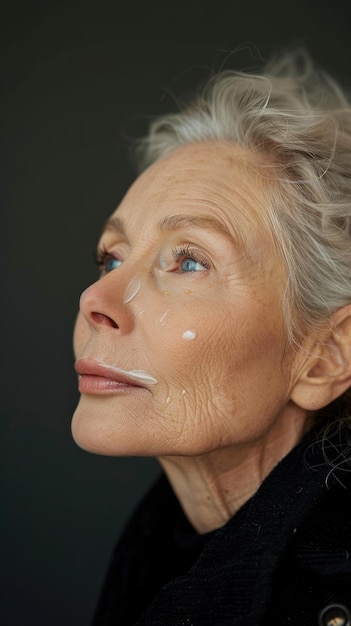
[291,304,351,411]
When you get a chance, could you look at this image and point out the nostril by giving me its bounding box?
[91,312,119,329]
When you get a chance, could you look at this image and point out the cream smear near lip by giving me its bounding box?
[107,365,158,385]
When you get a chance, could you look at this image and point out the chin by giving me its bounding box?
[71,397,154,457]
[71,411,116,456]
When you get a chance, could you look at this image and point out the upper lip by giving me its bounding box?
[74,358,144,387]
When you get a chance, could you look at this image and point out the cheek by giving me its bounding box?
[151,307,200,355]
[149,312,216,409]
[154,307,286,407]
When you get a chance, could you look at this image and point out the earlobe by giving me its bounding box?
[290,304,351,412]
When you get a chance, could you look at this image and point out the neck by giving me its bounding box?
[158,408,312,534]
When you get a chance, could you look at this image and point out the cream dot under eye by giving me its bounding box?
[182,330,197,340]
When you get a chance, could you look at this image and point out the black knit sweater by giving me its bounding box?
[93,426,351,625]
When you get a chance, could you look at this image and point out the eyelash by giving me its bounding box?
[171,244,211,270]
[94,246,120,272]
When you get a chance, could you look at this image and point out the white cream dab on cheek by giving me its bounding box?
[123,276,141,303]
[182,330,197,340]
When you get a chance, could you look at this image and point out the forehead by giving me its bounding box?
[112,142,276,254]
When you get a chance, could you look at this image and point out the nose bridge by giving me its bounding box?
[79,263,140,331]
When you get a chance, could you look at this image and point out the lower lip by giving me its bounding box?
[78,375,142,394]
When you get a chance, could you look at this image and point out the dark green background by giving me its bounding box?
[1,1,351,624]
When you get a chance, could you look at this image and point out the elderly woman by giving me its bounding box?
[72,52,351,625]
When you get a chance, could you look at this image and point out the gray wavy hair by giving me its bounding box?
[134,51,351,427]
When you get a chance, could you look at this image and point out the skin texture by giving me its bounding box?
[72,142,351,532]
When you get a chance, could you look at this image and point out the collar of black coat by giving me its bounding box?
[96,423,351,626]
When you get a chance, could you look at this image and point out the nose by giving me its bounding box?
[79,270,136,333]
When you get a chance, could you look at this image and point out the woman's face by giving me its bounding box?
[72,142,303,457]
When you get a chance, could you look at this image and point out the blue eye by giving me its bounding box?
[105,257,122,272]
[172,245,211,273]
[180,257,207,272]
[95,247,123,275]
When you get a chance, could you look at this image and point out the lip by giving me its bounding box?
[75,358,158,395]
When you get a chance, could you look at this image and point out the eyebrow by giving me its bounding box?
[103,213,237,245]
[158,214,236,242]
[103,215,127,236]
